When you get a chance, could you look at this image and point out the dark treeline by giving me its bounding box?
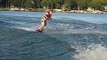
[0,0,107,11]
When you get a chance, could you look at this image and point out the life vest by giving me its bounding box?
[44,12,51,20]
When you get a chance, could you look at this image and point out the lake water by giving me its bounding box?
[0,11,107,60]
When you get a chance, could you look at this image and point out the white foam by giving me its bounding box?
[12,26,37,31]
[74,44,107,60]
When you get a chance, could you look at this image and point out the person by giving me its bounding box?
[36,9,53,32]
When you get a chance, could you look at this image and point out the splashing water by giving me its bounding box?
[74,44,107,60]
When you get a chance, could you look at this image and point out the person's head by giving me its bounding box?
[50,9,53,12]
[49,9,53,14]
[45,9,50,12]
[45,9,53,12]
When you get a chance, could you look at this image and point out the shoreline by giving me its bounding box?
[54,9,107,14]
[0,8,107,14]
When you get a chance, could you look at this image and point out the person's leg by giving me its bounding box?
[42,21,47,30]
[38,21,44,30]
[36,20,47,32]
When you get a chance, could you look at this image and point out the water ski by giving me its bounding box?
[35,29,43,32]
[35,25,46,32]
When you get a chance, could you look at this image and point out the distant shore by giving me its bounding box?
[54,9,107,14]
[0,8,45,12]
[0,8,107,14]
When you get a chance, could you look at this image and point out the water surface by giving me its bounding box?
[0,11,107,60]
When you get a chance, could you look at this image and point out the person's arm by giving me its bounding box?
[49,12,53,20]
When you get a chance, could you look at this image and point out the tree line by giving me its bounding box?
[0,0,107,11]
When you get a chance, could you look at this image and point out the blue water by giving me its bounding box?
[0,11,107,60]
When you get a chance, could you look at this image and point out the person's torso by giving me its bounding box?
[43,12,51,20]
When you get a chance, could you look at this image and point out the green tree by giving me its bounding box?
[0,0,8,7]
[70,0,78,10]
[41,0,47,8]
[47,0,54,8]
[63,0,78,10]
[33,0,41,8]
[54,0,64,9]
[7,0,34,8]
[55,4,61,9]
[23,0,34,8]
[91,0,105,10]
[63,0,71,10]
[76,0,92,10]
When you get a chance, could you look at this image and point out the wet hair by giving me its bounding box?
[45,9,53,12]
[45,9,50,12]
[50,9,53,12]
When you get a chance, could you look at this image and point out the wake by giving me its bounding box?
[74,44,107,60]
